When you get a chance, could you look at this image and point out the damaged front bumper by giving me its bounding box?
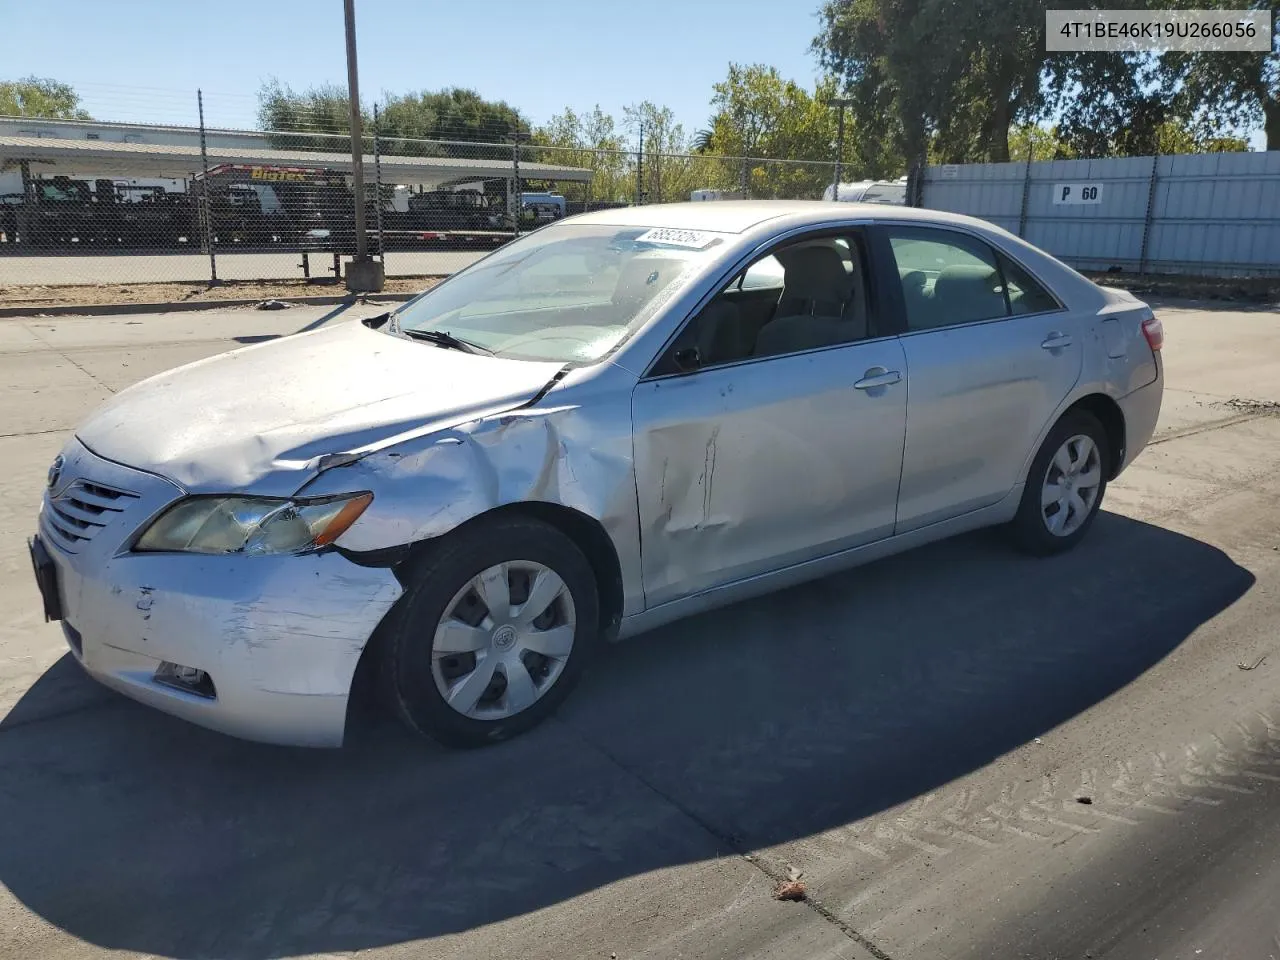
[38,439,403,747]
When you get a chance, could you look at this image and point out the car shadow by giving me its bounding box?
[0,512,1254,959]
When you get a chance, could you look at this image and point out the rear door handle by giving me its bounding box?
[853,368,902,390]
[1041,332,1074,350]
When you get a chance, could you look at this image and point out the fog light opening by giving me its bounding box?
[154,661,217,699]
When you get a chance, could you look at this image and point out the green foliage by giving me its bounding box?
[0,76,90,119]
[256,79,521,159]
[379,88,520,159]
[257,78,355,151]
[812,0,1051,163]
[1006,121,1245,162]
[701,65,903,197]
[814,0,1262,164]
[1163,0,1279,150]
[531,106,631,201]
[1005,125,1078,162]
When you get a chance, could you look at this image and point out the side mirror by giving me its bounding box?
[673,346,701,373]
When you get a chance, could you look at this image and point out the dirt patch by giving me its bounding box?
[1083,272,1280,305]
[0,276,440,309]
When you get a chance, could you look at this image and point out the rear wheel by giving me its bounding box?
[382,515,599,748]
[1010,410,1109,555]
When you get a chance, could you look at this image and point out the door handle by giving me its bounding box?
[1041,332,1074,350]
[853,368,902,390]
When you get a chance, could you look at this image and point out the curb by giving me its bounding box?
[0,291,420,319]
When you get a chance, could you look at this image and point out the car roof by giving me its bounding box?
[567,199,998,235]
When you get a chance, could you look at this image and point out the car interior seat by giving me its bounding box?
[754,244,868,357]
[927,263,1006,327]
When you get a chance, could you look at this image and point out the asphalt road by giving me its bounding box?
[0,299,1278,960]
[0,248,487,286]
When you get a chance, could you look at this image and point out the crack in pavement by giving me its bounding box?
[0,427,67,440]
[20,322,118,396]
[557,718,896,960]
[1150,409,1278,446]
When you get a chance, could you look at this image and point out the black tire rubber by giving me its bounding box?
[381,514,600,748]
[1009,409,1110,556]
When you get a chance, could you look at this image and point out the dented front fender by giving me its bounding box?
[299,376,646,618]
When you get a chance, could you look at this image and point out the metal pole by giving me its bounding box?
[827,97,854,200]
[511,121,526,239]
[372,103,385,261]
[636,118,644,205]
[344,0,368,262]
[197,89,218,285]
[833,104,846,196]
[1017,137,1034,238]
[1138,151,1160,275]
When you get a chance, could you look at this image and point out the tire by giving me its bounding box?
[1009,409,1110,556]
[381,515,600,748]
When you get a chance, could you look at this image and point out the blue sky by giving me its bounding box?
[5,0,1265,149]
[3,0,827,137]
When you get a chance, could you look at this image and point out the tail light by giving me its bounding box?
[1141,315,1163,352]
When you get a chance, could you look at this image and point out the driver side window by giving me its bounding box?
[654,231,874,375]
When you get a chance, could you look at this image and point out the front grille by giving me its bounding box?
[43,478,140,553]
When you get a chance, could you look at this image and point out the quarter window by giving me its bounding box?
[999,252,1060,315]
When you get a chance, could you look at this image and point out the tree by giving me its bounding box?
[624,101,702,203]
[814,0,1053,165]
[257,78,356,151]
[1164,0,1279,150]
[256,80,520,158]
[1006,120,1245,162]
[814,0,934,170]
[701,64,903,196]
[378,87,521,152]
[813,0,1256,164]
[0,77,90,119]
[533,106,631,202]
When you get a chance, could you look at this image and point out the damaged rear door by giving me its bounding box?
[631,227,908,608]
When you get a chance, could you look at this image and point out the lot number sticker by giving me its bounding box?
[635,228,721,249]
[1053,183,1104,205]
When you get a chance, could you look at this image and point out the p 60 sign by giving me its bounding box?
[1053,183,1104,205]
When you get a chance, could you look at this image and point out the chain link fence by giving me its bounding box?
[0,110,847,303]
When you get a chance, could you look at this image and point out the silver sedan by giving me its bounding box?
[29,201,1164,747]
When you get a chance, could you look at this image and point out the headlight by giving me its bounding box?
[133,493,372,556]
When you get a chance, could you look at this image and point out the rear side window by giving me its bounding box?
[999,253,1060,315]
[886,228,1008,330]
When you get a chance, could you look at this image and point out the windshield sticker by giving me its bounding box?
[634,228,721,249]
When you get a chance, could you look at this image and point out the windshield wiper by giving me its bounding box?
[400,328,493,355]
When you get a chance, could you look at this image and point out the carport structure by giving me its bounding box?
[0,135,593,189]
[0,135,593,283]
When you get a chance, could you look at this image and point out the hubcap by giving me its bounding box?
[430,560,576,720]
[1041,434,1102,537]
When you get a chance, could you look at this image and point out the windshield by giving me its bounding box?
[391,223,731,363]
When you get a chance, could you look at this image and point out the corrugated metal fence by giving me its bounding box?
[921,151,1280,277]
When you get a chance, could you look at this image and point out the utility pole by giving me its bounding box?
[343,0,383,292]
[635,118,644,205]
[511,122,530,238]
[827,96,854,200]
[196,89,218,285]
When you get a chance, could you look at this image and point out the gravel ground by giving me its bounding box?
[0,276,439,309]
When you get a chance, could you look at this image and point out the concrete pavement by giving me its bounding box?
[0,299,1278,959]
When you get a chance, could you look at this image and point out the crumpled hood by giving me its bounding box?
[76,320,564,496]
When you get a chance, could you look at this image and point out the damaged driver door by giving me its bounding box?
[630,230,908,609]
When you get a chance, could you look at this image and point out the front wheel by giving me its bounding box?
[382,515,600,748]
[1009,410,1109,556]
